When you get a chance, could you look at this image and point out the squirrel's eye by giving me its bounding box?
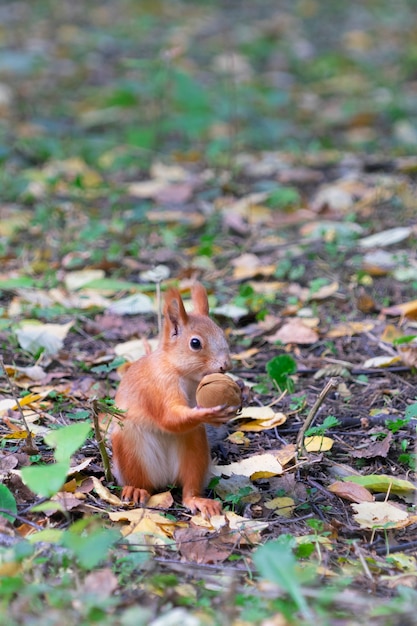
[190,337,202,350]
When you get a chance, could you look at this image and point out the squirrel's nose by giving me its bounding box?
[220,356,232,372]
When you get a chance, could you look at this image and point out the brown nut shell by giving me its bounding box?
[196,373,242,409]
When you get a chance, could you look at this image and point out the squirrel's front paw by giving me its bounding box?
[183,495,222,518]
[195,404,240,425]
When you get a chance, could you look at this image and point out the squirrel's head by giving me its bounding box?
[162,283,231,381]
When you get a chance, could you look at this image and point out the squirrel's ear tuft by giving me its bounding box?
[164,289,188,335]
[191,282,209,316]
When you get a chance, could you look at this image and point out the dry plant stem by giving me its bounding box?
[91,399,113,483]
[0,355,38,453]
[296,377,338,455]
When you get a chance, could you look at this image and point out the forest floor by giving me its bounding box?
[1,1,417,625]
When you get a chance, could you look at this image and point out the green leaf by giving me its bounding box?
[253,537,313,618]
[405,403,417,420]
[0,484,17,522]
[21,461,70,498]
[44,422,91,462]
[60,523,120,570]
[265,186,301,210]
[266,354,297,393]
[344,474,416,495]
[0,276,37,290]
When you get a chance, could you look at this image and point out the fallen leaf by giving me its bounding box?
[382,299,417,319]
[362,355,401,368]
[352,501,408,529]
[351,432,393,459]
[303,436,334,452]
[212,453,283,479]
[309,281,339,300]
[114,338,159,362]
[275,444,297,467]
[226,430,250,445]
[235,406,287,431]
[326,320,375,338]
[91,476,122,506]
[328,480,374,503]
[265,496,295,518]
[266,318,319,345]
[65,269,106,291]
[344,474,416,496]
[84,568,118,597]
[231,253,275,280]
[397,341,417,367]
[15,321,74,356]
[108,293,154,315]
[359,227,411,248]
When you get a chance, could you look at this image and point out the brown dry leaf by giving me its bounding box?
[352,501,409,529]
[231,252,275,280]
[249,280,287,295]
[266,318,319,345]
[309,281,339,300]
[310,184,355,213]
[212,453,283,479]
[382,299,417,320]
[231,347,259,362]
[328,480,374,503]
[397,340,417,367]
[198,511,268,544]
[91,476,122,506]
[351,431,392,459]
[146,209,205,227]
[128,179,167,198]
[326,320,375,338]
[84,568,118,597]
[275,443,297,467]
[380,325,404,343]
[175,526,233,564]
[155,182,193,204]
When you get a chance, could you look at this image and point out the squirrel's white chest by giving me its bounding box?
[114,420,181,488]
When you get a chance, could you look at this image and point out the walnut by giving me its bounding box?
[196,373,242,409]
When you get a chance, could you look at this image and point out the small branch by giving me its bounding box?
[0,356,39,454]
[91,399,114,483]
[296,377,339,455]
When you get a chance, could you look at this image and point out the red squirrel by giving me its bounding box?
[111,282,236,517]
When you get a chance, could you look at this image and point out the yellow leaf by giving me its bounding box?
[362,355,401,368]
[265,496,295,518]
[382,298,417,320]
[380,325,404,344]
[304,436,334,452]
[235,406,287,432]
[91,476,122,506]
[226,430,250,445]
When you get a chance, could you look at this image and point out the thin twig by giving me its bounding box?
[91,399,113,483]
[296,377,339,455]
